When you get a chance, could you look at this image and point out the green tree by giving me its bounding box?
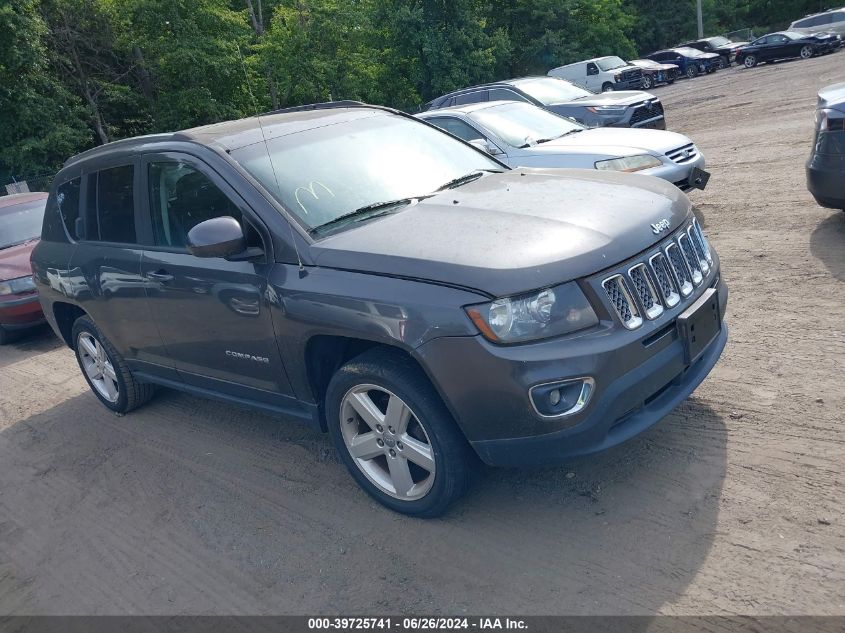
[0,0,90,183]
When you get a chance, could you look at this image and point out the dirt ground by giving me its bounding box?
[1,54,844,617]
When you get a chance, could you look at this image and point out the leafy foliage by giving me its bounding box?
[0,0,828,183]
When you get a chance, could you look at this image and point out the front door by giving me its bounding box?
[138,154,294,402]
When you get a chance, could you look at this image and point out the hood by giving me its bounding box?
[819,82,845,111]
[564,90,656,107]
[647,63,679,71]
[693,52,720,60]
[0,239,38,281]
[715,41,747,51]
[309,169,691,297]
[531,127,691,156]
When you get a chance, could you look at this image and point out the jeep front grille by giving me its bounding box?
[600,219,715,330]
[602,275,642,330]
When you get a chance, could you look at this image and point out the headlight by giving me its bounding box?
[595,154,663,172]
[465,282,598,344]
[0,275,36,296]
[586,105,627,115]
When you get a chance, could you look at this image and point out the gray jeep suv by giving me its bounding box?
[32,102,728,517]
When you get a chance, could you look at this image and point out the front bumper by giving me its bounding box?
[417,263,728,467]
[0,292,44,329]
[644,152,707,190]
[807,152,845,209]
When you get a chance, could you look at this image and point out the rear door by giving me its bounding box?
[68,160,171,374]
[137,152,293,401]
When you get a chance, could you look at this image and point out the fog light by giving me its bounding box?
[529,377,595,418]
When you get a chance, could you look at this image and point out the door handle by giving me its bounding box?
[146,270,174,282]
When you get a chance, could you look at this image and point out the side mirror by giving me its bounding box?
[469,138,503,156]
[187,216,245,258]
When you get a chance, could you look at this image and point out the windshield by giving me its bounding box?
[783,32,804,40]
[469,102,584,148]
[230,113,502,232]
[0,199,46,249]
[514,78,592,104]
[596,56,629,71]
[708,36,731,46]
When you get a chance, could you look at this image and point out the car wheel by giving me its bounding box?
[800,45,814,59]
[641,74,653,90]
[601,82,614,92]
[686,65,698,78]
[718,56,728,69]
[72,315,156,413]
[744,54,757,68]
[325,348,474,518]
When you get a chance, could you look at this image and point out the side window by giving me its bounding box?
[148,162,242,248]
[586,62,599,75]
[488,88,529,103]
[832,13,845,24]
[87,165,136,243]
[427,117,484,142]
[453,91,487,105]
[56,177,82,239]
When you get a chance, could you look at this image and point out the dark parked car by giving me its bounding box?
[424,77,666,129]
[32,102,727,517]
[646,47,721,78]
[681,36,749,68]
[807,82,845,211]
[0,192,48,343]
[628,59,679,89]
[736,31,840,67]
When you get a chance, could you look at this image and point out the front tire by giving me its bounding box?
[641,74,653,90]
[800,45,814,59]
[325,348,474,518]
[718,56,728,69]
[601,82,614,92]
[686,65,698,78]
[744,54,757,68]
[72,315,156,413]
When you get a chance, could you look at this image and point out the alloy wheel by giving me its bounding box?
[744,55,756,68]
[642,75,653,89]
[339,384,435,500]
[800,45,813,59]
[78,332,119,402]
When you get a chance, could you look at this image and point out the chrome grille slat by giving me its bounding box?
[666,143,699,164]
[678,234,703,285]
[687,226,710,274]
[648,252,680,308]
[629,264,663,320]
[602,275,642,330]
[666,243,694,296]
[692,219,712,264]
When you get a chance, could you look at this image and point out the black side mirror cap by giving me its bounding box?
[186,216,245,258]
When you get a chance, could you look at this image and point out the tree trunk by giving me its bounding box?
[61,12,109,144]
[133,45,155,105]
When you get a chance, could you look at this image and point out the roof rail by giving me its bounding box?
[259,100,384,117]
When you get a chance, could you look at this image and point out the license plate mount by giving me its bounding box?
[688,167,710,190]
[677,287,720,365]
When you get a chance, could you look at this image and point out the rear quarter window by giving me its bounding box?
[43,177,82,242]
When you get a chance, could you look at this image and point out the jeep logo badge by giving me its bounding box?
[651,218,671,234]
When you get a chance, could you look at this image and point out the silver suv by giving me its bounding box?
[790,7,845,37]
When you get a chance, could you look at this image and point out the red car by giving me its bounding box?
[0,192,48,344]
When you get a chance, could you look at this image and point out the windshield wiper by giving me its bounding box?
[309,197,423,235]
[535,130,583,145]
[435,170,491,191]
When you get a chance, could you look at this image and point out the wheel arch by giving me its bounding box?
[52,302,87,347]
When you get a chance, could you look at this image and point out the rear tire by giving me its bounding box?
[743,54,757,68]
[72,315,156,413]
[325,348,475,518]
